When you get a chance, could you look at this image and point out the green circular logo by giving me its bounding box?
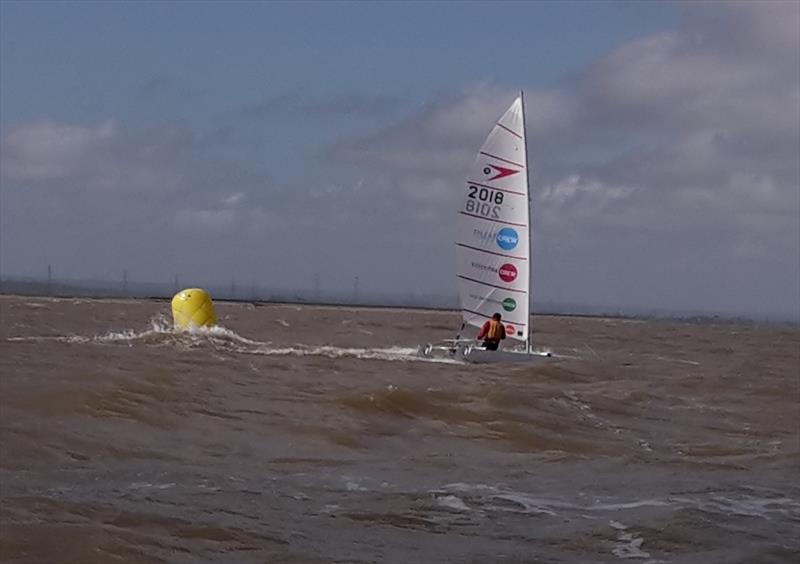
[502,298,517,311]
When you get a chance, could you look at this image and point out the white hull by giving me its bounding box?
[421,341,551,364]
[461,346,551,364]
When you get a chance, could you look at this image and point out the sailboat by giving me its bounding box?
[423,93,551,364]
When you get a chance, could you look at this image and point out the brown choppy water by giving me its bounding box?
[1,295,798,563]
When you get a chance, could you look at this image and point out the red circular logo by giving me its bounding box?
[499,263,517,282]
[506,324,515,335]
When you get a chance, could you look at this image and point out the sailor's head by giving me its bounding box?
[492,313,502,321]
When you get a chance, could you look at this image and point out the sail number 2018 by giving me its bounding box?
[465,185,503,218]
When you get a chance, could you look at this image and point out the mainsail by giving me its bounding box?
[456,97,531,344]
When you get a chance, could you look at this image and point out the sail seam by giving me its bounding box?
[479,151,524,168]
[456,243,527,260]
[459,211,526,227]
[497,123,522,139]
[463,308,527,326]
[458,275,527,293]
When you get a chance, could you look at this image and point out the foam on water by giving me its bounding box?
[436,495,471,512]
[5,318,461,364]
[433,483,800,522]
[244,343,461,364]
[671,492,800,520]
[609,520,652,560]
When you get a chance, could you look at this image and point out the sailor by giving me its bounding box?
[477,313,506,350]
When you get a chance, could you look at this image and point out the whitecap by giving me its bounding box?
[244,344,463,364]
[436,495,471,512]
[610,520,651,559]
[6,320,462,364]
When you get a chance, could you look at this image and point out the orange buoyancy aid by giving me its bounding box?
[486,319,503,341]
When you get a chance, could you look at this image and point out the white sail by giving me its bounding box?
[456,97,530,343]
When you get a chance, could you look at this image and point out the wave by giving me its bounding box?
[431,482,800,521]
[5,317,461,365]
[242,344,460,364]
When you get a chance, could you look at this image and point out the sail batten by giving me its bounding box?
[456,243,527,260]
[456,97,530,343]
[478,151,525,168]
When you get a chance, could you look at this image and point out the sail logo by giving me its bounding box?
[471,261,497,274]
[498,263,517,282]
[472,228,494,243]
[496,228,518,250]
[483,165,520,181]
[467,293,517,311]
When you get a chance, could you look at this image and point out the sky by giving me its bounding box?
[1,0,798,319]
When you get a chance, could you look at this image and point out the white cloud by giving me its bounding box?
[175,208,237,232]
[578,4,799,140]
[329,84,573,176]
[1,120,115,181]
[222,192,245,206]
[561,2,797,231]
[317,2,798,315]
[2,2,796,317]
[541,175,635,208]
[0,119,191,193]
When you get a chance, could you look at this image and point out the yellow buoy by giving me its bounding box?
[171,288,217,329]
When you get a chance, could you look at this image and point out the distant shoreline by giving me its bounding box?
[1,292,796,327]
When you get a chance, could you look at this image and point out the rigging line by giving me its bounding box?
[454,321,466,342]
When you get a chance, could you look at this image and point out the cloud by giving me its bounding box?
[576,3,799,139]
[324,84,574,214]
[562,2,796,230]
[316,3,798,315]
[0,120,193,193]
[321,4,798,242]
[2,2,796,316]
[175,207,237,231]
[330,84,572,161]
[1,120,115,181]
[222,192,245,206]
[541,175,635,209]
[174,191,297,236]
[685,1,800,61]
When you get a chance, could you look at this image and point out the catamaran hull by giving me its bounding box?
[421,342,551,364]
[460,347,551,364]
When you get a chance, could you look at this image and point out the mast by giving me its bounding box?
[521,91,534,353]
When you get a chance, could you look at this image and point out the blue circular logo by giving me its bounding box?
[496,227,519,250]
